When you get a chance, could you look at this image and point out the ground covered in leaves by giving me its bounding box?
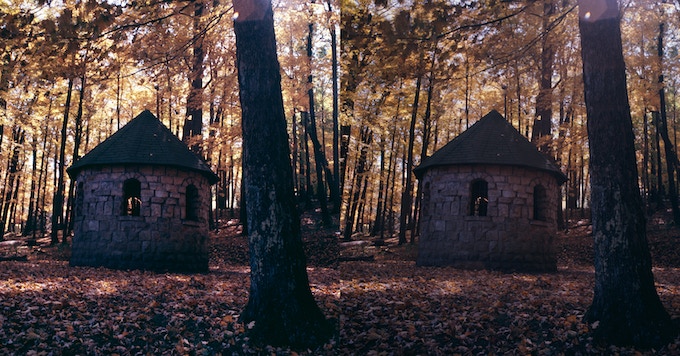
[1,212,680,355]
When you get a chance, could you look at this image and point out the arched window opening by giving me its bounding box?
[469,179,488,216]
[186,184,200,221]
[533,185,548,221]
[122,179,141,216]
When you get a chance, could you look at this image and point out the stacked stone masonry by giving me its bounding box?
[417,164,558,272]
[70,165,211,272]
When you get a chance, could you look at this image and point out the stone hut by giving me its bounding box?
[67,110,219,272]
[414,110,566,272]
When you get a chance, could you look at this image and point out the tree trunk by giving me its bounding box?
[342,125,372,241]
[371,133,387,237]
[654,111,665,207]
[37,107,52,237]
[290,106,301,199]
[515,60,523,135]
[643,108,650,210]
[328,0,341,213]
[413,65,437,241]
[305,109,332,225]
[339,124,351,191]
[531,0,555,150]
[183,0,205,154]
[24,134,38,238]
[398,75,422,245]
[301,111,313,209]
[233,0,331,348]
[656,22,680,222]
[52,78,73,245]
[65,74,86,238]
[578,0,676,348]
[1,126,24,234]
[305,22,332,226]
[640,34,651,210]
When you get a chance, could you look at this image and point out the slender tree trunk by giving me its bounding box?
[65,74,86,238]
[38,112,52,237]
[305,119,334,225]
[531,0,555,149]
[380,83,403,240]
[399,76,422,245]
[372,134,387,238]
[24,133,38,238]
[640,33,651,210]
[643,109,650,210]
[413,63,437,241]
[233,1,331,347]
[329,1,341,213]
[356,175,369,233]
[291,107,300,199]
[464,57,471,128]
[656,22,680,222]
[52,78,73,245]
[381,118,399,240]
[515,60,523,135]
[301,112,312,209]
[339,124,351,191]
[1,126,24,234]
[8,173,20,234]
[578,0,676,348]
[342,126,372,240]
[305,23,332,226]
[654,111,665,207]
[166,61,176,135]
[0,55,8,152]
[116,69,122,132]
[657,110,679,219]
[183,0,205,154]
[0,154,11,234]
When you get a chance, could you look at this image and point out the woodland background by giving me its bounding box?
[1,0,680,242]
[2,0,680,354]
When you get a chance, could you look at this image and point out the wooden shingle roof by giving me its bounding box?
[67,110,219,184]
[414,110,566,183]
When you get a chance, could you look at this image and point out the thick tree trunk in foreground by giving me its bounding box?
[233,0,332,348]
[578,0,676,348]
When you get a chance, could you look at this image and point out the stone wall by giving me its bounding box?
[70,165,211,272]
[417,164,559,272]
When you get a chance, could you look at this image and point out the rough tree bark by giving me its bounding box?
[233,0,332,348]
[578,0,677,348]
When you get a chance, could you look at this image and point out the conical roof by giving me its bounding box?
[67,110,219,184]
[414,110,566,183]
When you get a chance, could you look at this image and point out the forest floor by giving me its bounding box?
[1,211,680,355]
